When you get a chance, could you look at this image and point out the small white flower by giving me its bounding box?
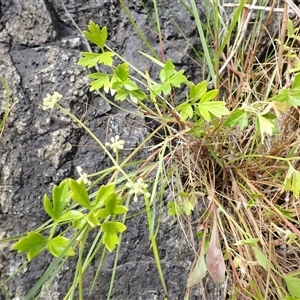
[42,92,62,110]
[241,102,248,108]
[76,166,91,186]
[105,135,125,153]
[126,177,150,202]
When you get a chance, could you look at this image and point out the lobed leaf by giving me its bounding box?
[12,232,47,261]
[198,101,229,121]
[223,109,248,130]
[160,59,174,82]
[69,179,92,210]
[101,221,126,252]
[257,115,275,143]
[167,201,182,217]
[86,211,100,227]
[83,21,107,50]
[88,73,111,92]
[177,102,194,121]
[43,179,70,221]
[190,81,207,102]
[78,52,102,68]
[47,236,75,258]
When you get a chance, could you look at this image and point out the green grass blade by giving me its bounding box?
[24,227,86,300]
[189,0,215,84]
[0,75,11,137]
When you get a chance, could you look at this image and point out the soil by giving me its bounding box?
[0,1,222,299]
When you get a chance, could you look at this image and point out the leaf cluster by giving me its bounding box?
[13,179,128,261]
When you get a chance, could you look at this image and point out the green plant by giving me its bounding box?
[3,1,300,299]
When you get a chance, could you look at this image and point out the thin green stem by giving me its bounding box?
[55,103,131,183]
[144,192,168,296]
[0,75,11,136]
[228,154,300,165]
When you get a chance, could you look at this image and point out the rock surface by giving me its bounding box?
[0,0,220,299]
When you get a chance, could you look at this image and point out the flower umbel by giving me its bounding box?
[126,177,150,202]
[76,166,91,186]
[105,135,125,153]
[42,92,62,110]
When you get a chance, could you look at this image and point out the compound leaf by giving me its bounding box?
[102,221,126,252]
[83,21,107,50]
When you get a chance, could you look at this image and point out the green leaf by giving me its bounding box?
[88,73,111,92]
[13,232,47,261]
[114,89,128,101]
[78,52,102,68]
[47,236,75,257]
[69,179,92,210]
[183,200,194,216]
[252,246,269,270]
[178,191,190,198]
[187,248,207,287]
[190,81,207,102]
[43,179,70,221]
[177,102,193,121]
[287,90,300,108]
[198,101,229,121]
[129,89,147,103]
[95,192,128,218]
[167,201,181,217]
[94,184,115,208]
[292,170,300,197]
[86,210,100,227]
[284,165,294,191]
[78,52,114,68]
[200,89,218,103]
[150,83,163,97]
[287,19,295,38]
[112,78,146,103]
[160,59,174,82]
[156,60,186,95]
[274,88,289,102]
[257,115,275,143]
[59,210,84,222]
[101,221,126,252]
[52,179,70,217]
[223,109,248,130]
[113,80,139,92]
[43,194,55,220]
[292,73,300,89]
[98,52,114,66]
[83,21,107,50]
[114,63,129,82]
[275,205,293,218]
[168,70,186,87]
[234,238,260,246]
[283,275,300,298]
[161,82,172,95]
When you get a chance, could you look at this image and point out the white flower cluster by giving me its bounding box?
[76,166,91,186]
[42,92,62,110]
[126,177,150,202]
[105,135,125,153]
